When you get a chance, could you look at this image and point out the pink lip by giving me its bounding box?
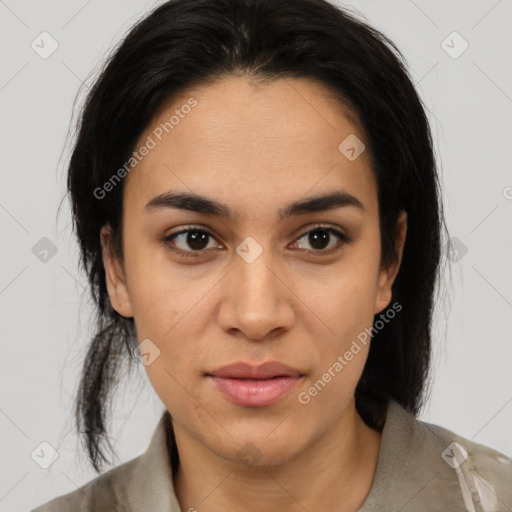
[209,375,302,407]
[206,361,304,407]
[208,361,302,379]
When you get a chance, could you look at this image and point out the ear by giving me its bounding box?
[100,224,134,318]
[374,210,407,314]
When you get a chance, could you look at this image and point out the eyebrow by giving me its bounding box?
[145,190,365,220]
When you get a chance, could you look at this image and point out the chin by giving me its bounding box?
[213,429,305,469]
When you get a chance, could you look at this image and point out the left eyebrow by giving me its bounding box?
[279,191,365,218]
[145,190,365,220]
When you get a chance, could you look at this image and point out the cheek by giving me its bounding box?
[142,359,198,431]
[301,257,379,391]
[140,319,204,415]
[122,246,194,337]
[307,264,379,335]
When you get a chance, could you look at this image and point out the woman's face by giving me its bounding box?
[101,76,406,466]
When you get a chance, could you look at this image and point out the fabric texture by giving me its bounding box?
[31,400,512,511]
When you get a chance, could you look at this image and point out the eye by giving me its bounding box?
[162,227,222,257]
[291,225,351,254]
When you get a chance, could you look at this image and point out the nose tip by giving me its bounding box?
[218,256,295,342]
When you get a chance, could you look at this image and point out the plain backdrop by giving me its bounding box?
[0,0,511,510]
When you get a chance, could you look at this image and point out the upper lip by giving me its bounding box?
[207,361,303,379]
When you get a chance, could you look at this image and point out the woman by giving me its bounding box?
[32,0,512,510]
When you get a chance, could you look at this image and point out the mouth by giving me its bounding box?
[205,361,304,407]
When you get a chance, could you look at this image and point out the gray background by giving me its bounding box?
[0,0,511,510]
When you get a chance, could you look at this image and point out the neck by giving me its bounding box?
[172,398,382,512]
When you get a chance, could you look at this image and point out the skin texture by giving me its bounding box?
[101,76,407,512]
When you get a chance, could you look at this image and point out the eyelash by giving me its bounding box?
[161,224,352,259]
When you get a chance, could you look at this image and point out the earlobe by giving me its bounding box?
[100,225,134,318]
[374,210,407,314]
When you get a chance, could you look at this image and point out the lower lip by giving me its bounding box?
[208,375,302,407]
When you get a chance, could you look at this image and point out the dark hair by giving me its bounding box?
[62,0,450,473]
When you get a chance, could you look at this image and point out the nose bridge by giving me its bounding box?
[220,235,294,339]
[235,235,281,306]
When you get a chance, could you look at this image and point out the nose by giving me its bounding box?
[217,244,295,342]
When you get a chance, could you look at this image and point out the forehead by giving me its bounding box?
[123,76,377,220]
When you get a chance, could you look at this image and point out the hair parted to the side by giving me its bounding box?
[63,0,450,473]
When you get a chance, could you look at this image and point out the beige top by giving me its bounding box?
[32,400,512,511]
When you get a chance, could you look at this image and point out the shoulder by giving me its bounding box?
[31,455,142,511]
[420,413,512,506]
[31,411,179,511]
[381,400,512,511]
